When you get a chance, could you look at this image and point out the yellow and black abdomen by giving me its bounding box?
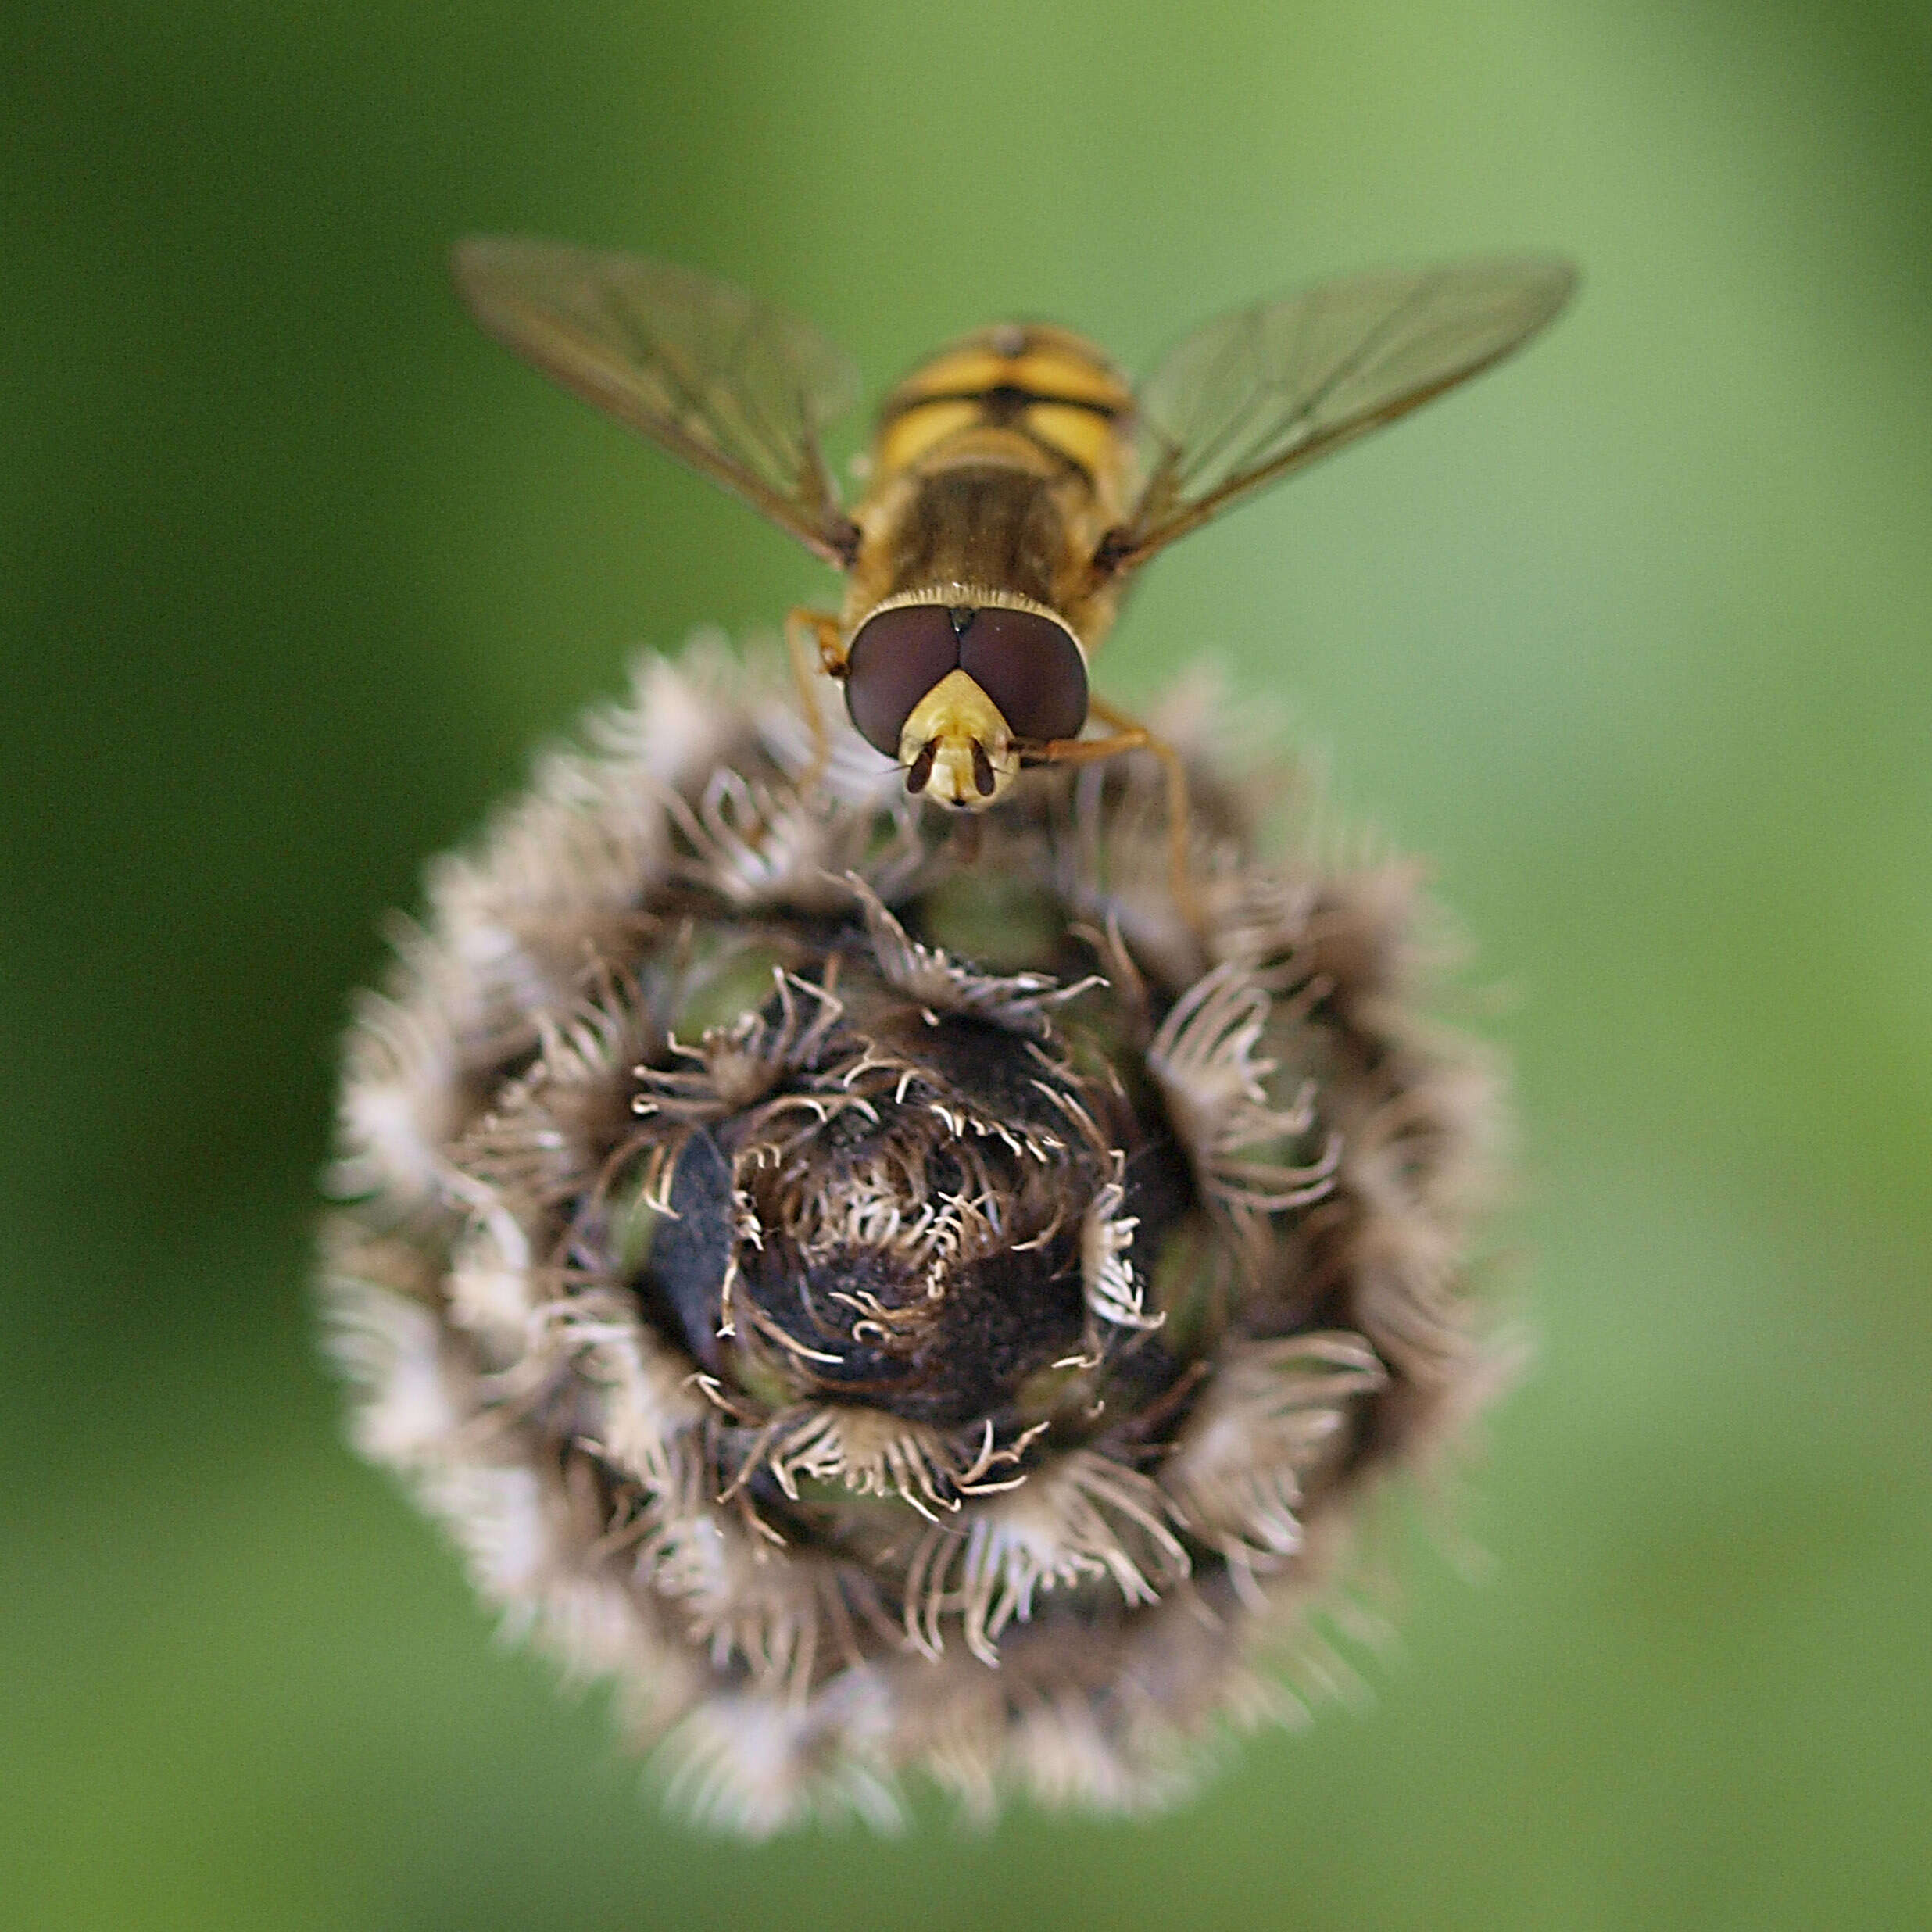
[872,324,1135,500]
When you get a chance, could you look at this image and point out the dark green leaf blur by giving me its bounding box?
[5,3,1927,1927]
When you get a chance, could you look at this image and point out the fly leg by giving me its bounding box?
[785,607,846,792]
[1035,696,1201,931]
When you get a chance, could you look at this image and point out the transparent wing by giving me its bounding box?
[1107,257,1576,572]
[453,236,863,566]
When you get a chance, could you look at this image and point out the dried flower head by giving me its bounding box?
[322,637,1504,1831]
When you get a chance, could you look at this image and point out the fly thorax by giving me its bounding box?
[887,467,1066,610]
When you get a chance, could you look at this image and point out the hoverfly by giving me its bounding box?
[453,239,1572,866]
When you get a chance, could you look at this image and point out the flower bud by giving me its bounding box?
[323,639,1503,1830]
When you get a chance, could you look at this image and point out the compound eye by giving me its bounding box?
[844,605,961,757]
[957,607,1089,746]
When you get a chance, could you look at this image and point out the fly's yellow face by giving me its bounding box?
[899,671,1016,807]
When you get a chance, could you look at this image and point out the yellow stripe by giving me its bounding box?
[886,335,1130,416]
[875,398,984,475]
[1021,402,1117,475]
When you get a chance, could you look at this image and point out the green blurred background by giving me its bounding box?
[6,2,1929,1927]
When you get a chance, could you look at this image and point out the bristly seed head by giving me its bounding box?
[322,639,1505,1833]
